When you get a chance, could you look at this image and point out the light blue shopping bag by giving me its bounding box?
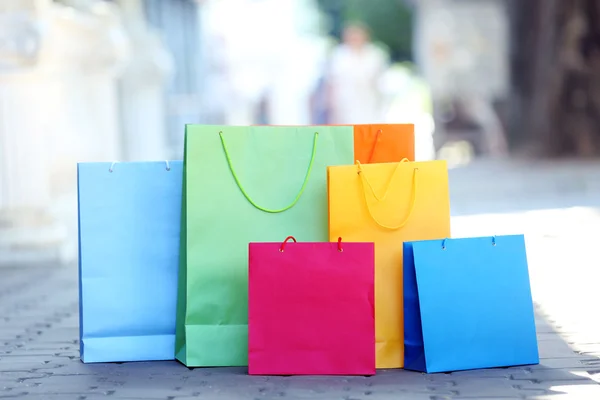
[78,161,182,363]
[403,235,539,373]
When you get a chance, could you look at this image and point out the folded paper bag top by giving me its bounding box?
[248,236,376,376]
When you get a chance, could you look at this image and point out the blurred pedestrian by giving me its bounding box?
[327,22,389,124]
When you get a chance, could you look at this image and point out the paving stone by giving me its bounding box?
[532,357,598,370]
[538,339,579,359]
[516,381,600,399]
[451,398,520,400]
[509,368,593,382]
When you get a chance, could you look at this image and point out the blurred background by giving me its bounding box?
[1,0,600,269]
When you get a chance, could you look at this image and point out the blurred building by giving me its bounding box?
[0,0,202,266]
[410,0,510,160]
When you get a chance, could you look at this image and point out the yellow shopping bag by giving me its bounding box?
[327,160,451,368]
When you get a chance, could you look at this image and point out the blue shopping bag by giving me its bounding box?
[403,235,539,373]
[78,161,182,363]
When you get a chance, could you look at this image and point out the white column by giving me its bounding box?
[0,0,68,266]
[117,0,174,161]
[0,0,131,266]
[39,0,130,184]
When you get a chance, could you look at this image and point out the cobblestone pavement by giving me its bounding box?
[2,158,600,399]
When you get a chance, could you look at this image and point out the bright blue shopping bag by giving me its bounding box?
[403,235,539,373]
[77,161,182,363]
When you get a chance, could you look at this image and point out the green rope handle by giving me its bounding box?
[219,131,319,213]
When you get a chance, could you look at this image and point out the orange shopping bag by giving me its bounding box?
[353,124,414,163]
[327,160,450,368]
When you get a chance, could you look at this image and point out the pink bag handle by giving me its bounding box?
[279,236,297,252]
[278,236,344,252]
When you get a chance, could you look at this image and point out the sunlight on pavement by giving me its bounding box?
[453,206,600,359]
[537,384,600,399]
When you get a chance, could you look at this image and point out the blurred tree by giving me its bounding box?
[316,0,413,61]
[507,0,600,157]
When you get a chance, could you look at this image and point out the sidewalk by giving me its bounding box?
[1,158,600,399]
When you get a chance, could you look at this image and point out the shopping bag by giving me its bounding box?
[248,236,375,375]
[78,161,182,363]
[403,235,539,373]
[328,160,451,368]
[353,124,414,163]
[176,125,354,367]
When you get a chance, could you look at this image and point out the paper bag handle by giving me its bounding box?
[219,131,318,213]
[279,236,297,252]
[357,161,418,230]
[366,129,382,163]
[357,158,410,201]
[279,236,344,252]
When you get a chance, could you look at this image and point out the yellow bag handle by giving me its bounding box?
[356,160,418,230]
[357,158,410,202]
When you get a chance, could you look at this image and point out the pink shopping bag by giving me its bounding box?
[248,236,375,376]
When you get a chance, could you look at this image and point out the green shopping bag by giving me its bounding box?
[175,125,354,367]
